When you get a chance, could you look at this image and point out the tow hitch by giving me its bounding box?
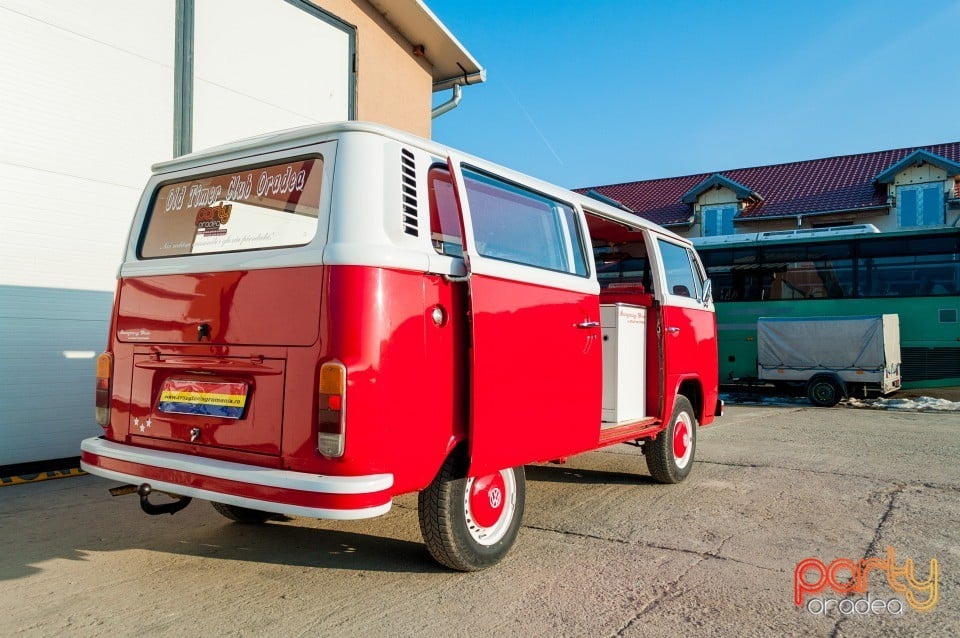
[109,483,192,515]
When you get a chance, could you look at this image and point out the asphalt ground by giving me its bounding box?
[0,404,957,637]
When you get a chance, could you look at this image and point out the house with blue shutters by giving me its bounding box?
[578,142,960,237]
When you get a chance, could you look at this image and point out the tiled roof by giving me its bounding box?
[576,142,960,226]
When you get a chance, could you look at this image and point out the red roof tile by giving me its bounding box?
[577,142,960,226]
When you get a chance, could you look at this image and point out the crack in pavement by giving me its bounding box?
[523,523,784,574]
[698,461,960,492]
[608,556,706,638]
[865,483,904,559]
[697,459,881,481]
[823,483,906,638]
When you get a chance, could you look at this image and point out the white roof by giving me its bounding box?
[150,120,686,244]
[367,0,485,90]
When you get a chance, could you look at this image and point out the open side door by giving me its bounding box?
[653,237,719,424]
[445,155,602,476]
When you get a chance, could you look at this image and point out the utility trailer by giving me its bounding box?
[757,315,901,406]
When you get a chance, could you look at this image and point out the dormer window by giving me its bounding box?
[875,149,960,228]
[897,183,943,227]
[680,174,761,237]
[701,205,737,236]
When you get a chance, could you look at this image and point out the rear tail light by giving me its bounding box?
[317,361,346,458]
[95,352,113,427]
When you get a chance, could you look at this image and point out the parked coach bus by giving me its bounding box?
[692,225,960,389]
[81,122,721,571]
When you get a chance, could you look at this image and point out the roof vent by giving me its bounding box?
[400,148,418,236]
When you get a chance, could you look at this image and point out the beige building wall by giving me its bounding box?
[697,186,738,207]
[311,0,434,138]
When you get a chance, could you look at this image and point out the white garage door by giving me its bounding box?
[0,0,354,466]
[0,1,174,465]
[192,0,353,151]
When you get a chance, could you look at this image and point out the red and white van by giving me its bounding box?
[82,122,720,571]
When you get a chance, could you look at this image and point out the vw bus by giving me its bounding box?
[81,122,720,571]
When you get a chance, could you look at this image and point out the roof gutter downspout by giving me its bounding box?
[432,69,486,120]
[431,83,461,119]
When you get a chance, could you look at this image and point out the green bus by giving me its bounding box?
[692,225,960,389]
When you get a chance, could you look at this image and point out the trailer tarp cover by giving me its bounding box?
[757,315,893,372]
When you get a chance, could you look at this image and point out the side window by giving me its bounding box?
[687,248,705,299]
[428,167,463,257]
[658,239,702,299]
[461,168,588,276]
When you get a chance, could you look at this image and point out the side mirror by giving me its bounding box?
[702,279,713,304]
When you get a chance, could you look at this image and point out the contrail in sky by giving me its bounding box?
[504,83,564,167]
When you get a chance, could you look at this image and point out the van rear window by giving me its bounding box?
[140,157,323,258]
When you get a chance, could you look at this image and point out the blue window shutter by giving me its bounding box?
[702,205,736,236]
[703,209,718,236]
[899,187,919,226]
[720,206,736,234]
[920,184,943,226]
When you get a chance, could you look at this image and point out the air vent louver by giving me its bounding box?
[400,148,418,236]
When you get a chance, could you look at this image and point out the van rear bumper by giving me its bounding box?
[80,437,393,520]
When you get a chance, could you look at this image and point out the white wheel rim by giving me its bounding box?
[464,469,516,546]
[673,412,694,469]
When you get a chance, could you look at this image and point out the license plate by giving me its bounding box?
[158,379,249,419]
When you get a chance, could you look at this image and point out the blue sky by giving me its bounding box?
[429,0,960,190]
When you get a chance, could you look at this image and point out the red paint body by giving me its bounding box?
[86,259,718,515]
[82,127,720,522]
[94,265,467,494]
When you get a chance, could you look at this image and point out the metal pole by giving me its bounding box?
[174,0,194,157]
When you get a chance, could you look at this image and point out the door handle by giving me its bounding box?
[667,327,680,334]
[576,321,600,329]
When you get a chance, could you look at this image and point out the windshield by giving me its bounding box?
[140,157,323,258]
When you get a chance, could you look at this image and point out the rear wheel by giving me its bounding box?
[211,501,278,524]
[646,395,697,484]
[806,376,842,407]
[418,453,525,571]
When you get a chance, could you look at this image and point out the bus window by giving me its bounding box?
[428,167,463,257]
[659,239,702,299]
[141,158,324,258]
[461,168,588,276]
[856,236,960,297]
[760,242,853,299]
[701,248,764,301]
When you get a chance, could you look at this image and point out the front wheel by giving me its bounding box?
[646,395,697,484]
[418,454,525,571]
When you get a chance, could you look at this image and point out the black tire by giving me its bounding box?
[806,376,842,407]
[418,453,525,571]
[211,501,278,524]
[646,395,697,484]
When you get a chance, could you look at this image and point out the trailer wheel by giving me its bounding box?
[418,454,525,571]
[211,501,278,524]
[646,395,697,484]
[806,375,843,407]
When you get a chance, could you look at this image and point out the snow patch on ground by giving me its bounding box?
[720,392,960,412]
[846,396,960,412]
